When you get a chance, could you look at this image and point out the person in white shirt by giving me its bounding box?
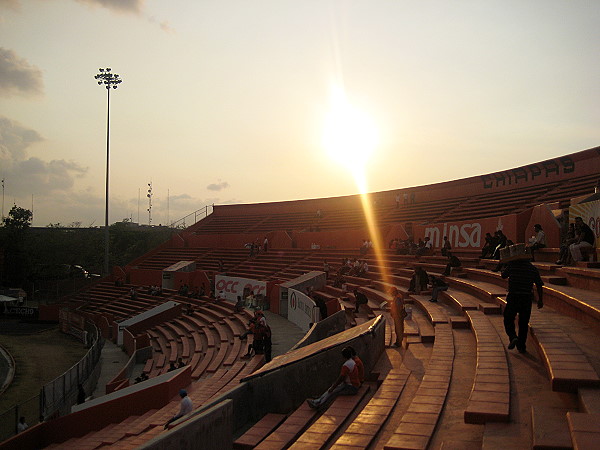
[164,389,193,429]
[246,291,256,309]
[526,224,546,262]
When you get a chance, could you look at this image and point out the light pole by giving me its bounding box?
[147,182,153,225]
[94,68,122,275]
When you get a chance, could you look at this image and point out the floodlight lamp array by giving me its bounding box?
[94,68,122,90]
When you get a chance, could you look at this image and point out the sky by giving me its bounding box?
[1,0,599,227]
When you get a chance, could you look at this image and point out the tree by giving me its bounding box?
[1,205,33,287]
[3,205,33,231]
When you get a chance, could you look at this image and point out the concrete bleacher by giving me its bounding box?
[5,146,600,449]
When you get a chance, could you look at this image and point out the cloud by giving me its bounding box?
[10,157,88,195]
[0,116,88,198]
[0,47,43,98]
[207,180,230,191]
[0,0,20,11]
[0,116,43,160]
[76,0,144,14]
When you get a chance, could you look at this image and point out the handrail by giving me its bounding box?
[169,204,213,229]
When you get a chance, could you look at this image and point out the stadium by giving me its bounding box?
[0,145,598,449]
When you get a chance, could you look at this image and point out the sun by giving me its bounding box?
[322,85,379,191]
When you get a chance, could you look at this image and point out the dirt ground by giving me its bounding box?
[0,325,87,415]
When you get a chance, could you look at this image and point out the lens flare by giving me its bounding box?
[322,85,378,189]
[321,84,391,286]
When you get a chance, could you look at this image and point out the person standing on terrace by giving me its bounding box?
[389,287,406,347]
[500,244,544,354]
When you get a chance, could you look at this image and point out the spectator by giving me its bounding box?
[333,272,345,288]
[441,236,452,257]
[217,290,226,302]
[526,224,546,262]
[177,357,185,368]
[315,296,328,320]
[17,417,28,433]
[164,390,193,429]
[442,252,462,276]
[130,287,137,300]
[569,217,595,262]
[353,289,369,312]
[395,193,401,209]
[187,304,195,316]
[500,244,544,353]
[359,260,369,277]
[240,310,264,340]
[403,192,409,205]
[408,266,429,294]
[348,346,365,385]
[359,240,368,255]
[234,295,245,312]
[416,237,432,256]
[556,223,577,265]
[218,259,224,272]
[168,362,177,372]
[389,288,406,347]
[481,233,494,258]
[242,321,267,358]
[263,236,269,253]
[306,347,360,410]
[77,384,86,405]
[323,260,330,279]
[429,275,448,303]
[262,323,273,363]
[491,230,508,259]
[245,291,256,309]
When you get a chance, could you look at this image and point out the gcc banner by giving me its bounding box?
[214,275,267,303]
[287,288,319,332]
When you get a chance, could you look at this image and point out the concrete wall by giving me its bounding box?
[291,310,347,350]
[143,400,234,450]
[198,317,385,432]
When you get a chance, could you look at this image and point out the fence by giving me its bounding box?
[169,204,213,229]
[0,320,104,443]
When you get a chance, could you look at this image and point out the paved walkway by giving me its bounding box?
[90,311,306,399]
[263,311,305,357]
[91,339,130,399]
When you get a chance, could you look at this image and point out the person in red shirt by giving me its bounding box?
[348,346,364,385]
[307,347,360,409]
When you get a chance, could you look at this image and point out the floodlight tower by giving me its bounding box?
[94,68,122,275]
[147,182,153,225]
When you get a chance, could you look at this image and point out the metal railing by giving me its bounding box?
[169,204,213,229]
[0,321,104,443]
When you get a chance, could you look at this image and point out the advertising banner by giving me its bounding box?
[413,215,518,250]
[287,288,319,333]
[214,275,267,303]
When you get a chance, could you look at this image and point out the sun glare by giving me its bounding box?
[322,85,378,191]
